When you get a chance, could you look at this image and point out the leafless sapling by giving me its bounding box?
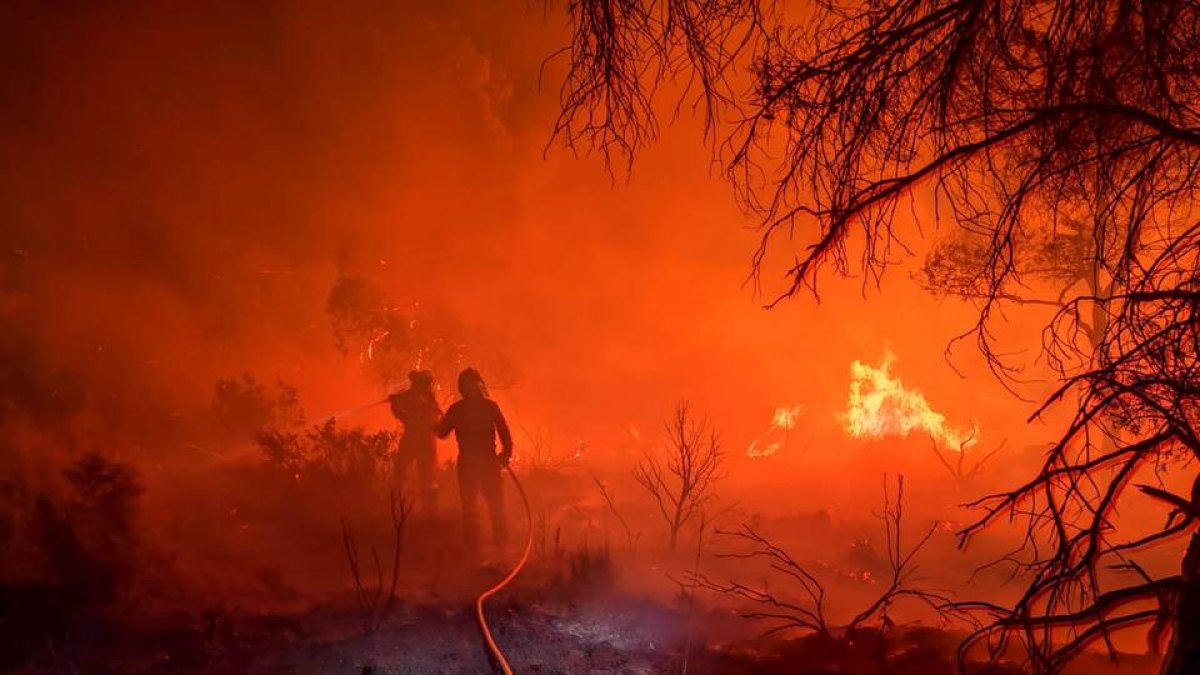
[341,490,411,634]
[593,476,642,554]
[632,400,723,552]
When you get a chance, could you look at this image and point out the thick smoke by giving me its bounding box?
[0,1,1040,459]
[0,0,1068,624]
[4,4,1160,672]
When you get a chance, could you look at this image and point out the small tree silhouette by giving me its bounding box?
[341,491,411,635]
[633,400,723,552]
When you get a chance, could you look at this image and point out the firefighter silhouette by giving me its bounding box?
[389,370,442,513]
[436,368,512,554]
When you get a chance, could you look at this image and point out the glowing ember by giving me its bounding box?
[772,405,802,429]
[364,329,390,362]
[843,352,977,451]
[747,404,804,457]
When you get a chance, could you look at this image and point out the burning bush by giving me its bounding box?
[327,271,466,389]
[325,271,518,392]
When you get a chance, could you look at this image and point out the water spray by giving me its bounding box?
[324,396,390,422]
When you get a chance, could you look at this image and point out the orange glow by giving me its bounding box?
[842,352,977,451]
[0,4,1078,669]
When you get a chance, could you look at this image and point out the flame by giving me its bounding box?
[842,351,976,451]
[747,404,805,457]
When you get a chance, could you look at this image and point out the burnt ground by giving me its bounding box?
[0,463,1169,674]
[2,577,1163,675]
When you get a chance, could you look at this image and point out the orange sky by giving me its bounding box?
[0,0,1062,481]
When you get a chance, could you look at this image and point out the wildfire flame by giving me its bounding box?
[843,351,977,451]
[747,404,805,457]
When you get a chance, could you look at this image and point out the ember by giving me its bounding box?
[747,404,804,457]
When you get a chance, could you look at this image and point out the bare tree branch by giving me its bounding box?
[632,399,724,551]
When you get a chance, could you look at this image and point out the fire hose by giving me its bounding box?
[327,394,533,671]
[475,463,533,674]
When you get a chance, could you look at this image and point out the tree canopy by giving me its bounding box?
[550,1,1200,672]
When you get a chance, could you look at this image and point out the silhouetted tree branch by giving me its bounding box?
[551,0,767,174]
[691,476,964,640]
[594,476,643,553]
[341,491,411,635]
[551,2,1200,672]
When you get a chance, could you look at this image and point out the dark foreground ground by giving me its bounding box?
[0,462,1168,674]
[2,580,1163,675]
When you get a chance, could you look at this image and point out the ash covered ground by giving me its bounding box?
[0,440,1166,674]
